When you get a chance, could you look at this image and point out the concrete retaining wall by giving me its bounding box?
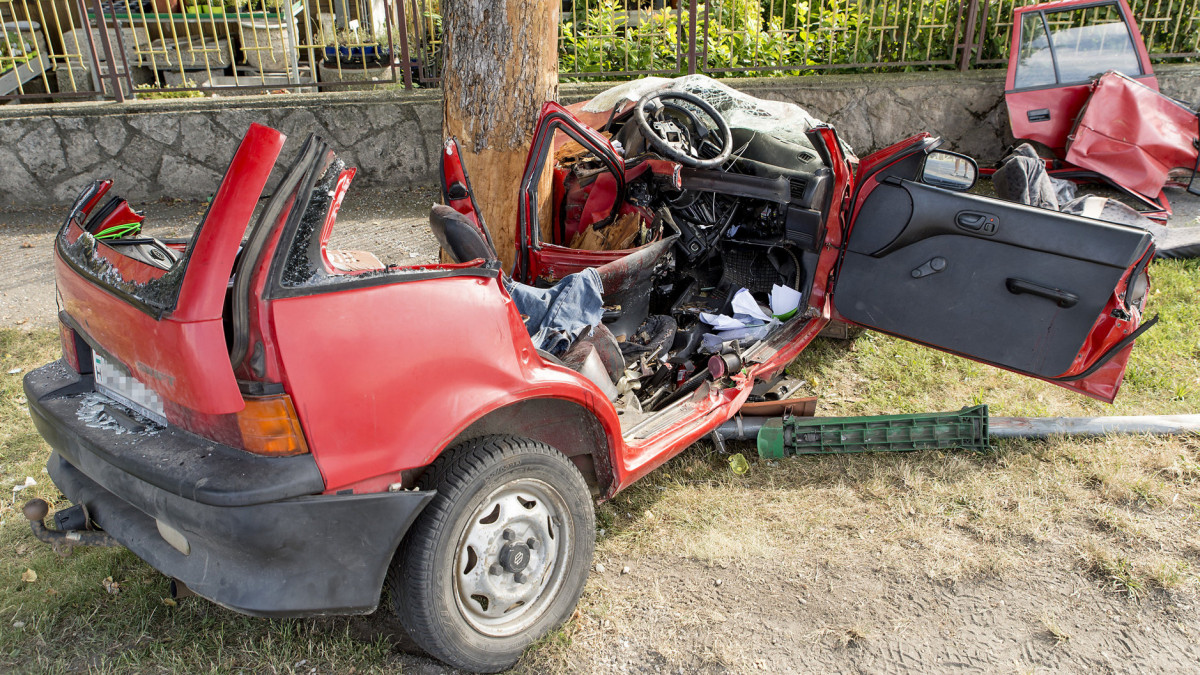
[2,66,1198,208]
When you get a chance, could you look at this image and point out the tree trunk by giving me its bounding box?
[441,0,559,273]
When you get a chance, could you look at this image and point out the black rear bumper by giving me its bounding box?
[25,361,435,617]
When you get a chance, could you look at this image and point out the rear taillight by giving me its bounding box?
[165,390,310,457]
[235,394,309,456]
[58,320,92,374]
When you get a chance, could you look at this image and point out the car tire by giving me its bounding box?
[389,435,595,673]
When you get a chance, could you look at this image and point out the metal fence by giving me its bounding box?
[2,0,1198,101]
[1,0,405,100]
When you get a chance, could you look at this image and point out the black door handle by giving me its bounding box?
[1027,108,1051,122]
[1006,278,1078,308]
[956,211,998,234]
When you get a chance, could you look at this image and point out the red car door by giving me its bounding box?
[1005,0,1156,157]
[512,102,658,285]
[440,104,637,283]
[832,139,1155,403]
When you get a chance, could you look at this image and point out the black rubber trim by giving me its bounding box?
[230,136,321,369]
[25,361,325,507]
[268,264,501,300]
[805,127,836,168]
[1125,246,1154,311]
[439,136,496,250]
[1055,314,1158,382]
[49,452,434,617]
[81,196,123,234]
[679,168,790,203]
[237,379,285,396]
[262,136,501,301]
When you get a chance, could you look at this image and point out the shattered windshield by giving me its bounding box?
[582,74,853,157]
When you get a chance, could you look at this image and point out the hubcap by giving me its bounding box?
[452,478,572,637]
[500,543,531,573]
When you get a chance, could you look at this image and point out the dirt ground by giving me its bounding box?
[1,184,1197,674]
[546,557,1197,674]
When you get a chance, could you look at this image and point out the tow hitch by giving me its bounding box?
[22,498,120,556]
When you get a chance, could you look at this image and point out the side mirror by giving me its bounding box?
[920,150,978,191]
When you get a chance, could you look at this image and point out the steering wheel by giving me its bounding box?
[633,90,733,169]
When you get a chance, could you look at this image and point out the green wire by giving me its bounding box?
[94,222,143,240]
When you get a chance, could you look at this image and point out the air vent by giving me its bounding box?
[797,151,815,163]
[789,177,809,202]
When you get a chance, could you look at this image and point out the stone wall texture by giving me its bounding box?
[2,66,1198,208]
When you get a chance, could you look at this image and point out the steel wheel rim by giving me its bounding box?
[452,477,573,637]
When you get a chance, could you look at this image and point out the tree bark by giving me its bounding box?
[441,0,559,272]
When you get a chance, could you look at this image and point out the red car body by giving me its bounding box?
[26,98,1154,631]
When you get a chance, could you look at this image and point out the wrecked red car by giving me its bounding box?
[24,77,1155,672]
[1005,0,1199,217]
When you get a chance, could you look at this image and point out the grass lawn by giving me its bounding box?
[0,259,1197,673]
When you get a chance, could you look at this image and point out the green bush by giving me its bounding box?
[558,0,1197,81]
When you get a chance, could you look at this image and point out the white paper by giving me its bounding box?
[730,288,772,325]
[700,312,746,331]
[769,284,802,317]
[11,476,35,494]
[716,324,774,342]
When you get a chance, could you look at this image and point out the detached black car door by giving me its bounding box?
[831,138,1154,403]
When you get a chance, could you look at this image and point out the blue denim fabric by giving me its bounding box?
[504,267,604,356]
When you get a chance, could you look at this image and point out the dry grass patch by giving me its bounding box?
[1039,613,1072,643]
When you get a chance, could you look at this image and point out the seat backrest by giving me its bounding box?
[429,204,499,265]
[592,235,677,338]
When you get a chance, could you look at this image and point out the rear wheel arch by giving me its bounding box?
[440,397,615,497]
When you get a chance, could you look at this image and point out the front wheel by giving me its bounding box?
[390,435,595,673]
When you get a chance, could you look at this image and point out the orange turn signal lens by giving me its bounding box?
[236,394,310,456]
[58,321,92,374]
[59,322,81,373]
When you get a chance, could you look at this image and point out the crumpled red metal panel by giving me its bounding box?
[1066,71,1198,200]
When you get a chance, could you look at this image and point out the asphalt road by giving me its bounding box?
[0,185,442,329]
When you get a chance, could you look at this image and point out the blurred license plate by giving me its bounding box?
[93,353,167,426]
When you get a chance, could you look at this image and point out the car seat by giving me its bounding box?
[429,204,672,399]
[429,204,673,336]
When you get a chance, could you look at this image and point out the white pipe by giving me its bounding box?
[990,414,1200,439]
